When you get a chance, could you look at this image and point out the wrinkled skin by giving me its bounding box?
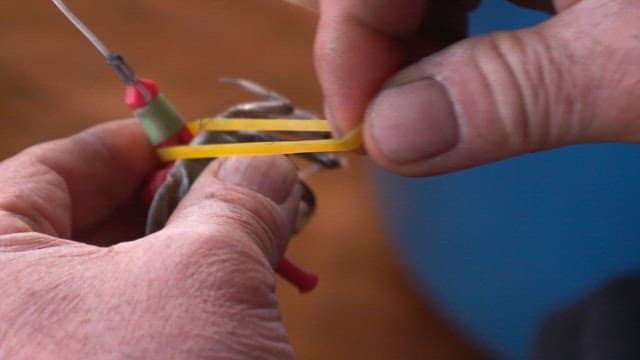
[0,119,297,359]
[285,0,640,176]
[3,0,640,358]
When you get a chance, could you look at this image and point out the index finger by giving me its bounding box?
[313,0,481,136]
[0,119,157,237]
[314,0,427,135]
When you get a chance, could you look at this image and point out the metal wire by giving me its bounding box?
[51,0,111,58]
[51,0,150,100]
[106,54,137,84]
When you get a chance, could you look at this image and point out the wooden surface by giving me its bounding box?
[0,1,484,358]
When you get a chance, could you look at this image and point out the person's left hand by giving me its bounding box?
[0,119,299,359]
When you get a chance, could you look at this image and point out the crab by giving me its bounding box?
[145,78,343,235]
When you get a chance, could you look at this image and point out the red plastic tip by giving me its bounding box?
[276,257,318,293]
[142,164,173,206]
[125,78,159,109]
[157,127,195,148]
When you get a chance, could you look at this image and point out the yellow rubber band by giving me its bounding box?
[187,118,332,133]
[157,123,362,162]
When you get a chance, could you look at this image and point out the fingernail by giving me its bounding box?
[323,101,341,136]
[217,156,298,204]
[367,78,458,164]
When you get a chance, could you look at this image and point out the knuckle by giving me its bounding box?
[0,152,70,237]
[170,183,288,265]
[158,223,277,310]
[470,29,570,153]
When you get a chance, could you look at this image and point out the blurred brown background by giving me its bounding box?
[0,1,483,358]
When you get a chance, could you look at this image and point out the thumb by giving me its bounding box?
[160,156,301,269]
[364,1,640,176]
[103,156,299,359]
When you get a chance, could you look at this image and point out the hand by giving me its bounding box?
[0,119,298,359]
[285,0,640,176]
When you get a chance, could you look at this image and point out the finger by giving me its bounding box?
[363,1,640,176]
[0,119,157,237]
[315,0,476,135]
[112,156,299,359]
[551,0,583,12]
[160,156,300,269]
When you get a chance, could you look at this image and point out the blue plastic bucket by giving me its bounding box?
[375,2,640,358]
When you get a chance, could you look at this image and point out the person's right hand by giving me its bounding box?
[285,0,640,176]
